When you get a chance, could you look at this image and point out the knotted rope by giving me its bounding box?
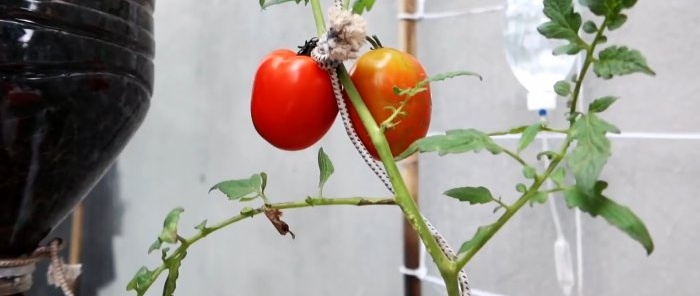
[310,1,470,295]
[0,239,80,296]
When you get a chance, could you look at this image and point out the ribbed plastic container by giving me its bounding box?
[0,0,155,258]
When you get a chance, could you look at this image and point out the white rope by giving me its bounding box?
[311,2,470,295]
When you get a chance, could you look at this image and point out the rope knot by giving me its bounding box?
[311,6,367,69]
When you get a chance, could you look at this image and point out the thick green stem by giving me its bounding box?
[309,0,453,290]
[310,0,326,36]
[337,68,453,271]
[440,268,461,296]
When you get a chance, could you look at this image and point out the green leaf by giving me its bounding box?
[530,191,549,205]
[564,181,653,255]
[538,0,582,40]
[518,124,541,152]
[210,174,263,201]
[194,220,208,231]
[553,43,586,55]
[458,224,496,255]
[394,71,482,98]
[351,0,376,15]
[516,183,527,193]
[594,46,655,79]
[523,166,537,179]
[608,14,628,30]
[318,148,335,193]
[551,167,566,188]
[260,0,309,9]
[444,187,495,205]
[397,129,503,160]
[582,20,598,33]
[588,96,618,113]
[148,239,162,254]
[554,80,572,96]
[538,0,585,55]
[579,0,637,17]
[158,208,184,244]
[567,114,619,193]
[126,266,153,292]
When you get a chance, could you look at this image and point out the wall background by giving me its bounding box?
[43,1,700,296]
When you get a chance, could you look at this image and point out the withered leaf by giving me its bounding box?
[263,208,295,239]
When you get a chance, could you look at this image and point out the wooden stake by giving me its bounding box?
[68,202,84,294]
[399,1,420,296]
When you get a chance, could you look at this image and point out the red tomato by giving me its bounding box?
[251,49,338,151]
[345,48,431,159]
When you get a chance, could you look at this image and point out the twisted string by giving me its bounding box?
[0,239,77,296]
[311,2,470,295]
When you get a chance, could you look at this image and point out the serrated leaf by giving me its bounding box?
[148,239,161,254]
[567,114,619,193]
[554,80,572,96]
[523,166,537,179]
[588,96,618,113]
[351,0,375,15]
[530,191,549,205]
[158,208,184,244]
[444,187,495,205]
[579,0,637,17]
[318,148,335,193]
[594,46,655,79]
[126,266,153,292]
[458,224,496,255]
[564,181,653,254]
[210,174,263,201]
[538,0,585,55]
[553,43,586,55]
[194,220,208,231]
[397,129,503,160]
[582,20,598,33]
[260,0,309,9]
[518,124,541,152]
[395,71,482,98]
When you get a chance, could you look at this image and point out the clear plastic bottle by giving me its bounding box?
[504,0,576,111]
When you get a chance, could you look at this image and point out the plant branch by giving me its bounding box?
[135,196,396,294]
[456,138,573,269]
[569,17,609,122]
[310,0,326,36]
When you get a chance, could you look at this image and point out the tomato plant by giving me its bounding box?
[345,46,431,159]
[251,48,338,151]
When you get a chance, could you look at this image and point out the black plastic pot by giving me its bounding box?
[0,0,155,259]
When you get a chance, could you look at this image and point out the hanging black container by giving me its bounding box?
[0,0,155,261]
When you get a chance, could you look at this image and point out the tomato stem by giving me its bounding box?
[296,37,319,56]
[365,35,384,50]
